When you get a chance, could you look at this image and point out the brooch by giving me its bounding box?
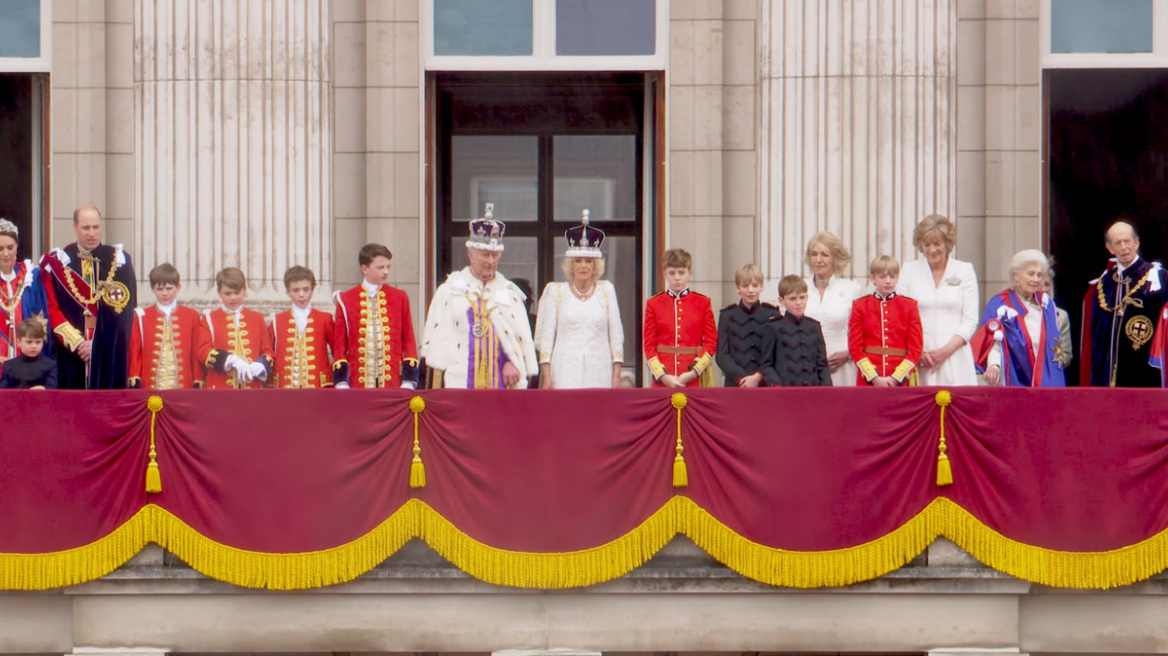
[945,276,962,286]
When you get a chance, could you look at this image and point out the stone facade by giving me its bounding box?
[46,0,1044,325]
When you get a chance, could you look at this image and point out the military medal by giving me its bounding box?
[99,280,131,314]
[472,321,485,338]
[1125,315,1153,350]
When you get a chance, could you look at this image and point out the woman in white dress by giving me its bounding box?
[896,215,980,386]
[534,213,624,389]
[802,231,862,387]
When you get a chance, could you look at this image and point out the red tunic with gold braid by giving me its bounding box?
[847,292,924,386]
[196,307,274,389]
[129,304,204,389]
[642,288,718,387]
[332,283,419,388]
[268,308,336,388]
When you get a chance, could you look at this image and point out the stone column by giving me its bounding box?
[758,0,957,282]
[134,0,332,306]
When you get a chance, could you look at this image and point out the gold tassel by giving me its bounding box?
[409,395,426,488]
[935,390,953,487]
[671,392,688,487]
[145,395,164,494]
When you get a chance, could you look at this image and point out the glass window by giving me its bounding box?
[556,0,655,56]
[553,135,637,222]
[452,136,539,222]
[0,0,40,58]
[1051,0,1153,54]
[434,0,533,56]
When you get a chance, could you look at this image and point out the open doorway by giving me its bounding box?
[1046,68,1168,383]
[0,73,47,260]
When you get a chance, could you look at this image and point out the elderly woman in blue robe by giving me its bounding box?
[972,249,1066,387]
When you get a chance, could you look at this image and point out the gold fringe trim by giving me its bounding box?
[150,504,416,590]
[678,496,937,588]
[5,498,1168,590]
[414,499,678,589]
[0,507,151,590]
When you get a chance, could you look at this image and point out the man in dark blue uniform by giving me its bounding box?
[40,204,137,389]
[1082,221,1168,387]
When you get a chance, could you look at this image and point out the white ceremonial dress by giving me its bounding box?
[897,257,980,386]
[534,281,624,389]
[803,276,863,387]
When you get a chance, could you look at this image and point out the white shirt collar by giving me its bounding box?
[156,301,177,317]
[220,304,241,316]
[1117,255,1141,276]
[0,269,14,284]
[362,280,380,297]
[291,304,311,332]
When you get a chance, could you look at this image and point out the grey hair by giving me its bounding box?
[1008,249,1051,281]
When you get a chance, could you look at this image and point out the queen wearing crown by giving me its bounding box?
[420,204,538,388]
[0,218,50,367]
[534,211,624,389]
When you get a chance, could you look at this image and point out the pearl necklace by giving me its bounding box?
[814,277,830,289]
[570,282,595,300]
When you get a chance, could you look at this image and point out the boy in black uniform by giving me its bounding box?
[762,275,831,387]
[716,264,781,386]
[0,318,57,389]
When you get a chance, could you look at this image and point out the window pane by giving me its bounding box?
[0,0,40,58]
[1051,0,1153,54]
[556,0,655,56]
[549,235,637,369]
[450,236,541,308]
[553,135,636,222]
[452,136,539,222]
[435,0,533,56]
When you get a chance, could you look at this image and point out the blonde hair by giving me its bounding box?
[215,267,247,291]
[778,275,808,298]
[662,248,692,270]
[734,263,764,287]
[869,255,900,276]
[561,257,605,284]
[805,231,851,276]
[913,214,958,254]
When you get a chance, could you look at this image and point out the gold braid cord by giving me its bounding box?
[409,396,426,488]
[1096,266,1155,312]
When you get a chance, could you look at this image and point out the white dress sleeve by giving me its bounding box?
[534,283,559,364]
[957,260,981,343]
[603,281,625,363]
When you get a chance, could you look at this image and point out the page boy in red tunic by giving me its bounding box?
[332,243,419,389]
[848,255,923,387]
[643,248,717,387]
[129,263,203,389]
[196,267,273,389]
[268,265,336,388]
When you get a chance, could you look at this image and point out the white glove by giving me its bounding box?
[224,354,240,371]
[231,357,254,381]
[248,360,268,381]
[335,381,351,389]
[400,381,417,390]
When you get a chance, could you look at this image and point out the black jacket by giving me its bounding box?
[715,301,781,385]
[0,353,58,389]
[761,313,832,387]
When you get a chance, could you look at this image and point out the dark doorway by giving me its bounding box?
[433,72,652,384]
[1047,68,1168,384]
[0,74,37,260]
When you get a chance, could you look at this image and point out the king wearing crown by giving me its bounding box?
[421,204,538,388]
